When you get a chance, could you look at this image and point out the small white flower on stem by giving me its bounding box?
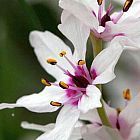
[59,0,140,50]
[0,17,122,139]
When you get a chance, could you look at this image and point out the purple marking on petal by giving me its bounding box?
[90,68,97,80]
[109,114,130,139]
[64,65,92,106]
[92,11,97,17]
[98,112,130,139]
[113,33,125,38]
[118,117,131,139]
[108,115,118,129]
[75,66,86,76]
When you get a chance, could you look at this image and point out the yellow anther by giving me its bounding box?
[47,58,57,65]
[50,101,62,107]
[59,81,69,89]
[41,78,51,86]
[123,89,132,101]
[123,0,133,12]
[97,0,103,5]
[78,60,86,65]
[59,51,66,57]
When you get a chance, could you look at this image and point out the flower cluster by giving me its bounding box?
[0,0,140,140]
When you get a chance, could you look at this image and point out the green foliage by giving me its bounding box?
[0,0,60,139]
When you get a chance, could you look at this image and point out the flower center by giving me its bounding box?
[97,0,133,27]
[43,51,97,106]
[101,13,111,27]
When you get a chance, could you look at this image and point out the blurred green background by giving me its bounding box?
[0,0,140,139]
[0,0,62,139]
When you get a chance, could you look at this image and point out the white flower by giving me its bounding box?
[59,0,140,50]
[80,92,140,140]
[0,16,122,140]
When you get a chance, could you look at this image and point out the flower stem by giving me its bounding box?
[90,32,103,58]
[90,32,112,127]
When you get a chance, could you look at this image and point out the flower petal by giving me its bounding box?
[104,19,140,49]
[119,92,140,139]
[81,0,99,15]
[128,119,140,140]
[59,0,98,29]
[37,105,80,140]
[80,101,117,128]
[82,125,123,140]
[21,121,55,132]
[0,86,65,113]
[21,121,83,140]
[61,10,71,23]
[91,37,123,85]
[29,31,73,81]
[58,15,90,60]
[78,85,102,113]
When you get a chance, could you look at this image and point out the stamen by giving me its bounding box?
[98,5,103,23]
[123,89,132,101]
[123,0,133,12]
[59,81,69,89]
[116,108,122,115]
[78,60,86,65]
[50,101,62,107]
[41,78,51,86]
[47,58,57,65]
[106,4,114,16]
[69,86,86,91]
[59,51,76,70]
[113,11,123,24]
[56,64,67,73]
[64,55,76,69]
[97,0,103,5]
[83,65,92,83]
[59,51,66,57]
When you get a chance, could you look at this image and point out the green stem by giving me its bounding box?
[90,32,112,127]
[90,32,103,58]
